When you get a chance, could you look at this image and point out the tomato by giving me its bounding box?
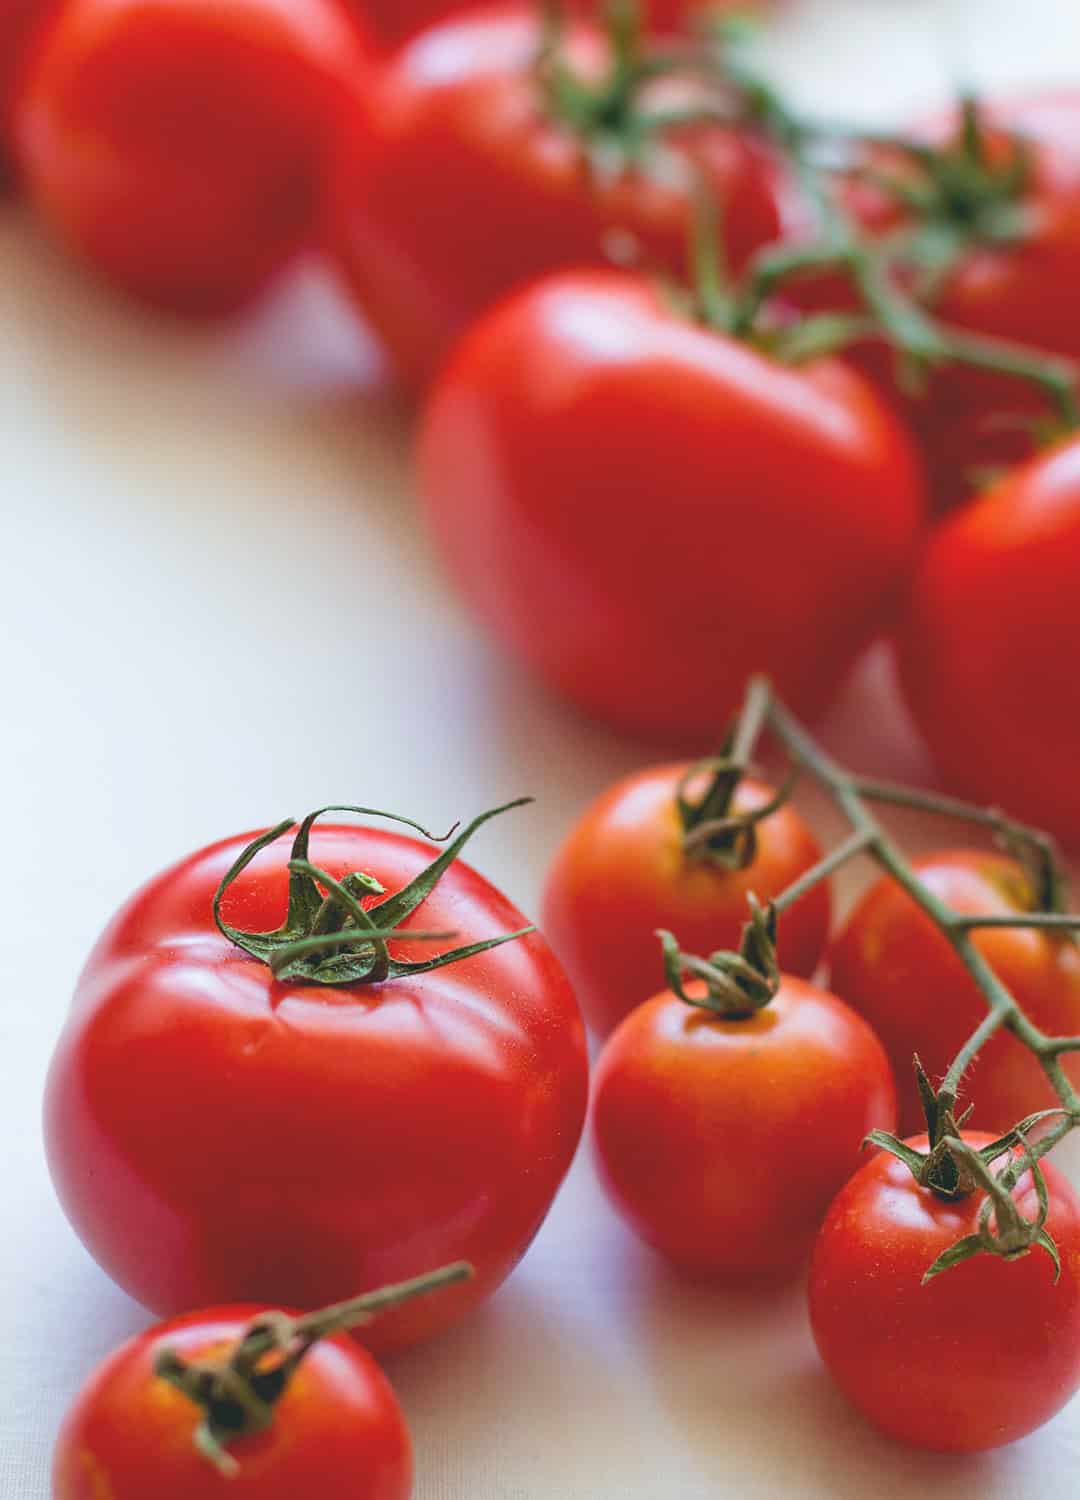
[14,0,373,314]
[358,0,763,48]
[591,973,896,1276]
[418,269,927,741]
[898,436,1080,848]
[543,763,830,1036]
[828,850,1080,1136]
[1,0,57,184]
[809,1133,1080,1450]
[331,6,799,387]
[53,1304,411,1497]
[44,806,588,1352]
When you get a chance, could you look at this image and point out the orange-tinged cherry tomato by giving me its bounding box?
[332,6,798,386]
[419,269,927,741]
[898,437,1080,847]
[828,851,1080,1136]
[52,1305,412,1498]
[592,974,896,1276]
[809,1133,1080,1451]
[543,765,830,1036]
[15,0,373,313]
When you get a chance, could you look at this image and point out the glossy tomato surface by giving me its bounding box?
[420,270,927,741]
[45,822,588,1352]
[543,765,830,1036]
[829,851,1080,1135]
[332,7,798,386]
[15,0,372,313]
[809,1134,1080,1451]
[592,976,896,1276]
[53,1306,411,1498]
[899,437,1080,846]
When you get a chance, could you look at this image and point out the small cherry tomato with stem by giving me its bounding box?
[53,1261,470,1497]
[543,707,830,1036]
[45,801,588,1353]
[591,903,897,1277]
[809,1129,1080,1451]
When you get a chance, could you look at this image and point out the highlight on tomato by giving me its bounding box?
[14,0,374,314]
[543,750,829,1036]
[44,801,588,1353]
[331,2,801,386]
[809,1129,1080,1451]
[591,906,896,1277]
[53,1262,470,1497]
[828,848,1080,1135]
[898,434,1080,848]
[419,266,926,741]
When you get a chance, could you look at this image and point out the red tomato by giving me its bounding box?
[898,436,1080,848]
[809,1133,1080,1450]
[53,1305,411,1497]
[543,764,830,1036]
[419,269,927,741]
[14,0,373,314]
[332,6,799,386]
[45,810,588,1352]
[592,974,896,1275]
[1,0,57,183]
[828,851,1080,1136]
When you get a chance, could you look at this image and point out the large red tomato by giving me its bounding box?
[45,806,588,1352]
[53,1301,412,1496]
[898,436,1080,847]
[828,850,1080,1135]
[543,763,830,1036]
[809,1134,1080,1450]
[332,6,799,386]
[14,0,373,313]
[592,973,896,1276]
[419,269,927,741]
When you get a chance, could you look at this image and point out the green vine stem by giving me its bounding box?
[155,1262,472,1475]
[713,677,1080,1278]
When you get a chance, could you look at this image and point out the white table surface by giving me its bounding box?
[5,2,1080,1493]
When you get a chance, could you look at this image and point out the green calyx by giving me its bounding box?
[213,800,535,987]
[658,894,780,1018]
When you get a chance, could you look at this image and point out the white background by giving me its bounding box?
[5,1,1080,1494]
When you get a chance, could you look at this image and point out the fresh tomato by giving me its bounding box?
[543,762,830,1036]
[828,850,1080,1136]
[419,269,927,741]
[898,436,1080,848]
[44,805,588,1353]
[331,6,799,386]
[809,1133,1080,1450]
[14,0,374,314]
[592,970,896,1276]
[1,0,56,183]
[53,1302,412,1497]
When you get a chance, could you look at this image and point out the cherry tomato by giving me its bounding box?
[898,436,1080,848]
[828,850,1080,1136]
[419,269,927,741]
[543,763,830,1036]
[592,974,896,1276]
[53,1304,411,1497]
[809,1133,1080,1451]
[45,808,588,1352]
[15,0,373,314]
[332,6,798,386]
[1,0,57,183]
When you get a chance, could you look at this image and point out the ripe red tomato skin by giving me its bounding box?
[15,0,373,314]
[897,436,1080,848]
[419,269,927,741]
[332,7,798,388]
[809,1134,1080,1452]
[591,977,897,1276]
[45,824,588,1354]
[52,1306,411,1499]
[543,766,831,1037]
[828,850,1080,1135]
